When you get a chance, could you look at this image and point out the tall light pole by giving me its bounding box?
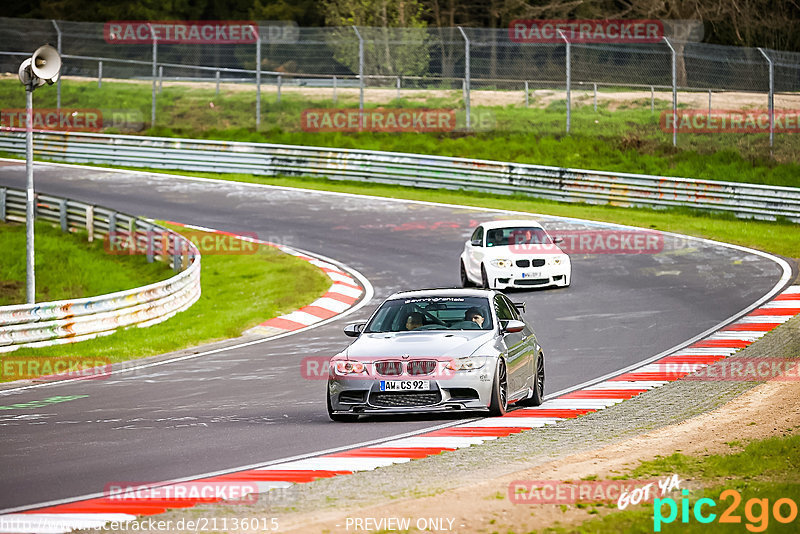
[17,44,62,304]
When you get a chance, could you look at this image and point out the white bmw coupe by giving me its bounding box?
[460,220,571,290]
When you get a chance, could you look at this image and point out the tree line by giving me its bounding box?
[6,0,800,51]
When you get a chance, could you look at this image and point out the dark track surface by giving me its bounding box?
[0,162,787,511]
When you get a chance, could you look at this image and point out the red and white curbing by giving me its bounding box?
[3,286,798,533]
[163,222,365,337]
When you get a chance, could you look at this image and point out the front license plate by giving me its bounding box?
[521,271,541,278]
[380,380,430,391]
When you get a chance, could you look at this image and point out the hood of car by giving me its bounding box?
[344,330,494,360]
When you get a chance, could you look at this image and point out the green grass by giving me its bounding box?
[0,221,173,305]
[3,78,799,186]
[538,432,800,533]
[1,224,332,379]
[630,433,800,481]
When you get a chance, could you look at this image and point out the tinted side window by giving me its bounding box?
[494,295,515,321]
[501,295,522,320]
[470,227,483,246]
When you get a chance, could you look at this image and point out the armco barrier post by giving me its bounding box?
[172,235,181,271]
[127,218,136,254]
[0,188,5,223]
[86,205,94,242]
[59,199,67,231]
[108,211,117,235]
[458,26,470,129]
[146,225,154,263]
[98,60,103,88]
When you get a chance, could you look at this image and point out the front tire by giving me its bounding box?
[460,260,473,287]
[327,388,358,422]
[481,265,491,289]
[488,359,508,416]
[520,353,545,406]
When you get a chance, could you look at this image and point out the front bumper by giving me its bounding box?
[328,369,495,415]
[484,261,570,289]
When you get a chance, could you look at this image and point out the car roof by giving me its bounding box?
[386,288,499,300]
[478,219,545,231]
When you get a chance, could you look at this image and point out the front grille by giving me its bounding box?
[407,360,436,375]
[370,391,442,407]
[515,278,549,286]
[531,259,545,267]
[375,361,403,376]
[516,259,530,268]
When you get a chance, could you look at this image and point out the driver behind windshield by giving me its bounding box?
[405,311,424,330]
[464,307,485,328]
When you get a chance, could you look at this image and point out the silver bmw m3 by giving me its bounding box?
[327,288,545,422]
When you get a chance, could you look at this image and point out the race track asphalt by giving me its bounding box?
[0,162,787,511]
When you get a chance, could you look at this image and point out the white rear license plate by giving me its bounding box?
[380,380,430,391]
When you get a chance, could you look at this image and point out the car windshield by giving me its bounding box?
[365,296,494,333]
[486,226,551,247]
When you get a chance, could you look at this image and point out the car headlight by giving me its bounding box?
[445,357,487,371]
[490,259,512,269]
[334,360,368,375]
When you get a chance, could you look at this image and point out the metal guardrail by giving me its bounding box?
[0,131,798,223]
[0,186,201,352]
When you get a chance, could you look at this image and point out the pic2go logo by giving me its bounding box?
[654,489,798,532]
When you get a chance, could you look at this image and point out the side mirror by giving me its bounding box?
[344,323,365,337]
[470,239,482,247]
[552,236,564,244]
[513,301,526,313]
[502,319,525,333]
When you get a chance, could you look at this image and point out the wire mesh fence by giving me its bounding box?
[1,17,799,149]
